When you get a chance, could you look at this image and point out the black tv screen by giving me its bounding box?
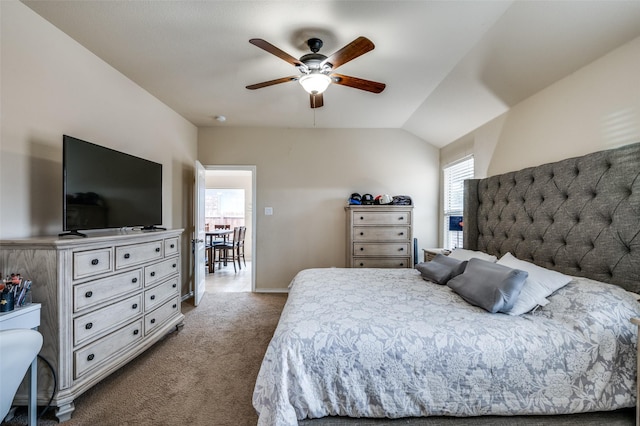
[63,135,162,234]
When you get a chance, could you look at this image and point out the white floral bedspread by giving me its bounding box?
[253,268,640,426]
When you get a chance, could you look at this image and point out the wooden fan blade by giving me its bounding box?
[249,39,305,69]
[322,36,374,70]
[246,76,298,90]
[331,73,386,93]
[310,93,324,108]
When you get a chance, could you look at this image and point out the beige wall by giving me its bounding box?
[0,2,198,295]
[199,128,440,291]
[439,35,640,246]
[442,35,640,179]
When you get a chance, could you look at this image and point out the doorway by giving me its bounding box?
[204,166,255,292]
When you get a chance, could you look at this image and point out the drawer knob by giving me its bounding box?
[91,259,99,266]
[399,216,404,220]
[132,303,138,309]
[85,322,93,330]
[172,263,177,268]
[400,262,405,266]
[87,354,95,361]
[132,278,138,283]
[155,247,161,252]
[360,247,364,251]
[172,303,177,309]
[359,263,364,267]
[399,247,404,251]
[150,295,156,300]
[399,232,404,236]
[170,244,175,249]
[172,283,177,288]
[360,232,364,236]
[360,216,364,220]
[133,329,139,335]
[150,272,156,277]
[85,291,93,298]
[151,318,156,324]
[124,253,130,259]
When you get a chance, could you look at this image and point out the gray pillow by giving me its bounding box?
[415,254,467,285]
[447,258,528,313]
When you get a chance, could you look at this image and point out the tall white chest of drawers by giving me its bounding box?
[345,205,414,268]
[0,229,184,422]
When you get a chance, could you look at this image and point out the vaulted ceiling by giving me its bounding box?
[23,1,640,147]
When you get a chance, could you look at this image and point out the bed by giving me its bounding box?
[253,142,640,425]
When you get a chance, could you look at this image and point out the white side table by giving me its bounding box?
[0,303,41,426]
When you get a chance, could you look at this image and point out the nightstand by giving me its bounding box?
[422,248,449,262]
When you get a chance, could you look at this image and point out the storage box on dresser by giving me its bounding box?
[345,205,413,268]
[0,229,184,422]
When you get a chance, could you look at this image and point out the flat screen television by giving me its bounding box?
[62,135,163,237]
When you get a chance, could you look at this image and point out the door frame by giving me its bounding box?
[204,165,256,292]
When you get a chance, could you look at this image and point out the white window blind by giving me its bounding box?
[443,156,474,250]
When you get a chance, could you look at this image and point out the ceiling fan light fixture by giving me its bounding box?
[299,73,332,95]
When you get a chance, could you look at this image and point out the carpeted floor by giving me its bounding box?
[5,291,287,426]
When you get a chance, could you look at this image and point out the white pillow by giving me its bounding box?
[448,248,497,263]
[497,252,573,315]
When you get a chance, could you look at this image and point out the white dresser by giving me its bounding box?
[0,229,184,422]
[345,205,413,268]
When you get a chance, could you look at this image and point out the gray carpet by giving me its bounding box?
[5,292,286,426]
[4,291,635,425]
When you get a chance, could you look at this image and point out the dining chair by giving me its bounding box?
[215,226,242,273]
[205,225,232,273]
[237,226,247,268]
[213,224,231,238]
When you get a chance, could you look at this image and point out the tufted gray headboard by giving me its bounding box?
[464,142,640,292]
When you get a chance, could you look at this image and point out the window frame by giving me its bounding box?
[442,155,474,250]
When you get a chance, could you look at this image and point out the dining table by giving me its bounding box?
[205,229,233,273]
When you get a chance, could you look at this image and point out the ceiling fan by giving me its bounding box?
[246,36,386,108]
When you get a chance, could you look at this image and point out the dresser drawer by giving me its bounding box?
[74,319,144,379]
[144,256,179,286]
[73,294,143,347]
[353,242,410,257]
[145,296,181,335]
[115,240,163,269]
[353,226,411,242]
[144,277,179,311]
[351,211,411,225]
[352,258,412,268]
[73,270,143,313]
[164,237,179,256]
[73,248,113,280]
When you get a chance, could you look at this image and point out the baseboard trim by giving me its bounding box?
[254,288,289,294]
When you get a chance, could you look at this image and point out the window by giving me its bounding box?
[443,156,474,250]
[205,189,245,230]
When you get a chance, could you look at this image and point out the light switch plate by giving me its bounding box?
[264,207,273,216]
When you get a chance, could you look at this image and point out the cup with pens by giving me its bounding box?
[0,273,33,312]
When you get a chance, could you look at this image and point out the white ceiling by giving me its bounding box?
[22,1,640,147]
